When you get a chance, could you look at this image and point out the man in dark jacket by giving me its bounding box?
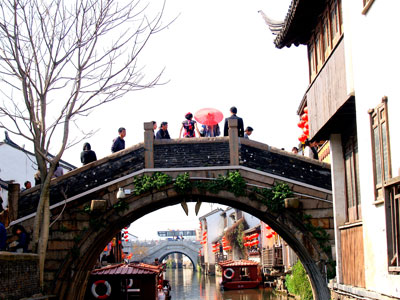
[223,106,244,137]
[111,127,126,153]
[155,122,171,139]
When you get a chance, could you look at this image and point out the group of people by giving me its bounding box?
[94,107,255,161]
[291,140,320,160]
[0,223,29,253]
[21,162,65,192]
[151,106,254,141]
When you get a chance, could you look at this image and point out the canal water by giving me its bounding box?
[165,269,290,300]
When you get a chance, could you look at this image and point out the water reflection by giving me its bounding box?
[165,269,290,300]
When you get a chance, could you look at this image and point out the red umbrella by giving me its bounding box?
[194,108,224,126]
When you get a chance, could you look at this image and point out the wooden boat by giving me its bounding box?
[85,262,171,299]
[219,260,262,290]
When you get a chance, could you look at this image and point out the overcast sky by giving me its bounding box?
[7,0,308,240]
[111,0,308,240]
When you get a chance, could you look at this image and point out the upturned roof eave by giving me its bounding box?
[274,0,328,49]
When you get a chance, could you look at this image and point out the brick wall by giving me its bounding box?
[0,252,40,300]
[240,143,331,190]
[154,140,230,168]
[18,147,145,218]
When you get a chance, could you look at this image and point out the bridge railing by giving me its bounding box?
[10,120,331,222]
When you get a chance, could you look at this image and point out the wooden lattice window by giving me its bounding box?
[386,177,400,273]
[344,136,362,222]
[307,0,343,83]
[369,97,392,202]
[308,41,317,81]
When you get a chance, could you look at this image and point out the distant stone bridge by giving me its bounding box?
[9,120,333,300]
[141,240,200,270]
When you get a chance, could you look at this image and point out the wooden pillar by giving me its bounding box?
[8,183,20,222]
[228,119,239,166]
[330,133,346,284]
[144,122,154,169]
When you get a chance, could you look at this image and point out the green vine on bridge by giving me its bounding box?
[133,172,173,195]
[174,171,247,197]
[302,213,336,279]
[249,183,293,213]
[132,171,291,213]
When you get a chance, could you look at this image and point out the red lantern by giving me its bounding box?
[304,121,309,129]
[297,120,305,128]
[304,107,308,113]
[118,240,121,244]
[267,234,273,239]
[124,227,128,229]
[303,127,309,136]
[265,225,271,230]
[125,239,129,242]
[299,134,307,143]
[301,113,308,121]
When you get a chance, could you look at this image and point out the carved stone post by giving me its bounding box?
[8,183,20,222]
[228,119,239,166]
[144,122,154,168]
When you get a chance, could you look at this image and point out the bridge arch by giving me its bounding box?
[158,251,196,270]
[13,136,333,300]
[141,240,200,270]
[43,168,332,300]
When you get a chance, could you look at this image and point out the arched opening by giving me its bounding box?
[158,252,197,270]
[52,183,331,300]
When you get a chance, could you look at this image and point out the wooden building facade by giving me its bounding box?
[271,0,400,299]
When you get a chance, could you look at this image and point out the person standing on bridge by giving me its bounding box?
[223,106,244,137]
[152,121,157,139]
[156,122,171,139]
[179,112,200,138]
[111,127,126,153]
[244,126,253,139]
[81,142,97,165]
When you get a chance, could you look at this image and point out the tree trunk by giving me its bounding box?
[38,188,50,289]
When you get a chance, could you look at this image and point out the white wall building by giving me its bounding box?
[199,208,224,274]
[0,132,76,208]
[271,1,400,298]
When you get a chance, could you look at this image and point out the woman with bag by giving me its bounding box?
[179,112,200,138]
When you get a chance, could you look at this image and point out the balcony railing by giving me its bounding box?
[262,245,283,268]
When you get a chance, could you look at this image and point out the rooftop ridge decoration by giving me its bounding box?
[258,10,284,35]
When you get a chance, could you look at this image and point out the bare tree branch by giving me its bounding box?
[0,0,168,287]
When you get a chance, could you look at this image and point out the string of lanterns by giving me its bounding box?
[297,106,309,144]
[265,224,277,239]
[221,236,231,251]
[123,227,129,242]
[243,232,259,247]
[200,231,207,244]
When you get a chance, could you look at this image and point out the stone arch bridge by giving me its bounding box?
[9,121,333,300]
[141,240,200,270]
